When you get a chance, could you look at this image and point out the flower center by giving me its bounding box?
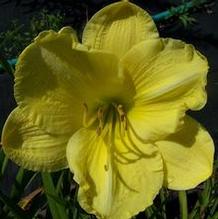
[82,102,129,136]
[82,101,156,174]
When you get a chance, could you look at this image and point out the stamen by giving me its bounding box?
[116,104,128,132]
[116,111,143,157]
[104,164,109,171]
[117,104,125,120]
[126,117,149,144]
[114,103,154,158]
[96,106,105,135]
[82,103,97,128]
[96,126,102,136]
[97,107,104,129]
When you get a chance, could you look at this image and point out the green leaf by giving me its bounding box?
[10,168,25,199]
[55,170,66,196]
[10,168,36,201]
[160,188,167,219]
[41,172,69,219]
[0,149,8,179]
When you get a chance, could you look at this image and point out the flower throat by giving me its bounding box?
[82,103,128,136]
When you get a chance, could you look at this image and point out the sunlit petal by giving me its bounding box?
[122,38,208,141]
[156,116,214,190]
[67,127,163,219]
[83,1,158,58]
[121,38,208,110]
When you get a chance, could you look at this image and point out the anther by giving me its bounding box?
[96,126,102,136]
[97,107,104,128]
[117,104,128,130]
[117,105,125,117]
[104,164,109,171]
[82,103,96,128]
[96,106,105,135]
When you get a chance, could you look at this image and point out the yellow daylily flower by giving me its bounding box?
[1,1,214,219]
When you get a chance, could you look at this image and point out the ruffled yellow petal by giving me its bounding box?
[35,26,79,44]
[122,38,208,141]
[67,127,163,219]
[15,28,83,135]
[1,107,69,171]
[156,116,214,190]
[14,28,128,135]
[122,38,208,110]
[58,26,79,43]
[82,1,158,58]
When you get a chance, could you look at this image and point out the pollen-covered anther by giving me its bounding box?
[82,103,96,128]
[104,164,109,171]
[116,104,128,131]
[96,106,105,135]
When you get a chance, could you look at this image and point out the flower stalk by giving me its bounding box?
[178,191,188,219]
